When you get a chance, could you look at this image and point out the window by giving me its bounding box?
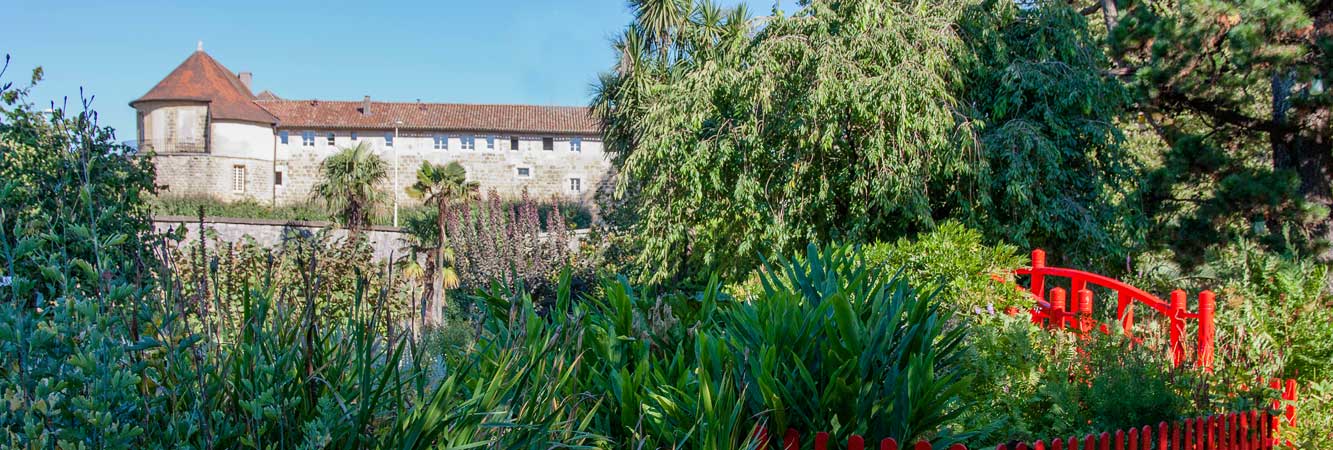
[461,135,475,150]
[326,132,336,146]
[279,131,289,144]
[385,132,395,147]
[510,136,520,151]
[274,170,284,186]
[232,165,246,193]
[350,132,358,141]
[516,167,532,178]
[542,137,554,151]
[433,134,447,150]
[569,177,582,193]
[570,137,582,152]
[485,135,495,150]
[301,131,315,147]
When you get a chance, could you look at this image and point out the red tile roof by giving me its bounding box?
[135,50,599,134]
[255,99,599,134]
[131,51,278,124]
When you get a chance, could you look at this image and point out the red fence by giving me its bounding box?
[1013,249,1215,369]
[761,409,1286,450]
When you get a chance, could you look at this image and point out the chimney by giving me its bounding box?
[238,72,253,91]
[361,95,371,115]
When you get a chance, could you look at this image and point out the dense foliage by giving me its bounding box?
[470,243,972,448]
[7,0,1333,444]
[596,0,1146,283]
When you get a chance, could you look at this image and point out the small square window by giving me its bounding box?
[510,136,520,151]
[486,135,495,150]
[350,132,358,141]
[274,171,284,186]
[327,132,336,146]
[433,134,447,150]
[516,167,531,178]
[461,135,475,151]
[569,177,581,193]
[301,131,315,147]
[232,165,246,193]
[279,131,289,144]
[570,137,582,152]
[385,132,395,147]
[542,137,554,151]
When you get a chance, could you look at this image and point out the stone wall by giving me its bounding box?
[152,216,587,261]
[139,101,209,154]
[153,216,407,260]
[155,154,277,203]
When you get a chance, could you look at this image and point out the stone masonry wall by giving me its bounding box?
[153,216,407,261]
[152,216,587,261]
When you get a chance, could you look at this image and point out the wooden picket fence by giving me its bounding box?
[761,407,1292,450]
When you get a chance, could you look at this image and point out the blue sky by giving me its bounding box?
[5,0,800,140]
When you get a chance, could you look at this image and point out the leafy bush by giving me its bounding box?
[952,317,1197,447]
[1135,241,1333,449]
[861,221,1031,314]
[731,222,1031,316]
[469,242,974,448]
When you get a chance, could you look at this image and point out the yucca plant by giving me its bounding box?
[727,243,972,446]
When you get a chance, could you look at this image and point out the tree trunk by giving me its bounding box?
[1100,0,1119,31]
[420,251,438,328]
[1272,73,1333,262]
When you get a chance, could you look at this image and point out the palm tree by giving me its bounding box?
[406,161,477,325]
[397,209,461,332]
[312,142,387,234]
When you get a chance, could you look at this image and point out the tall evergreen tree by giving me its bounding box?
[1108,0,1332,263]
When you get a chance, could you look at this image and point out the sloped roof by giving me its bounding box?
[255,99,599,134]
[131,50,277,124]
[254,90,282,101]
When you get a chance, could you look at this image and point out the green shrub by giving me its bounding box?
[469,243,974,448]
[952,317,1197,447]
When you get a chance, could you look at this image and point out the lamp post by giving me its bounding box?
[393,120,403,228]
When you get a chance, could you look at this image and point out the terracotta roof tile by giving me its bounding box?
[255,99,598,134]
[131,51,277,124]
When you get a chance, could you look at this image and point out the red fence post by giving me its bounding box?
[883,438,899,450]
[1197,291,1216,371]
[1284,379,1298,427]
[850,434,865,450]
[784,429,800,450]
[1117,291,1134,337]
[1051,288,1068,330]
[1078,290,1095,335]
[816,432,829,450]
[1158,422,1168,450]
[1169,290,1187,367]
[1031,249,1047,300]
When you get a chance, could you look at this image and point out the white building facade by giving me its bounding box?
[133,47,613,213]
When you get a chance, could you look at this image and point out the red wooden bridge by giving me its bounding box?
[1014,249,1215,369]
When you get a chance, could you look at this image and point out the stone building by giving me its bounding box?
[132,44,612,216]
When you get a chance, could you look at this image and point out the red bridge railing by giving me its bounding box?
[1013,249,1215,369]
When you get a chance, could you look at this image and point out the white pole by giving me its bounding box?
[393,121,401,228]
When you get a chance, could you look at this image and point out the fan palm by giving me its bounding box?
[406,161,478,324]
[312,142,387,234]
